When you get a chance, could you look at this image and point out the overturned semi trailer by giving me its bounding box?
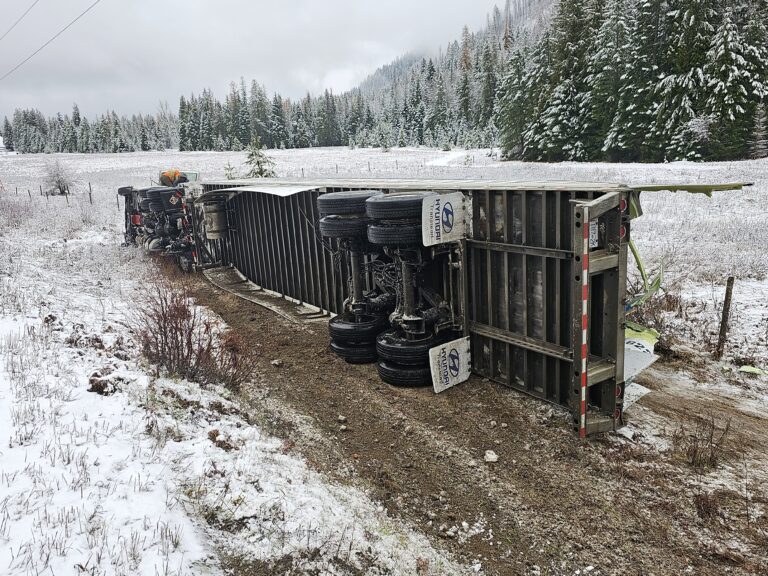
[191,179,630,437]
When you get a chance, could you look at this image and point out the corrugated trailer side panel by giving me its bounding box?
[226,190,350,315]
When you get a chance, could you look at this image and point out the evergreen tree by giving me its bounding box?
[604,0,664,161]
[477,42,499,126]
[178,96,189,151]
[78,117,92,152]
[750,103,768,158]
[496,49,529,158]
[249,81,271,146]
[62,117,77,152]
[316,90,340,146]
[583,0,631,160]
[704,9,753,159]
[526,0,592,160]
[653,0,720,160]
[269,95,289,148]
[2,117,13,151]
[457,26,473,124]
[243,135,276,178]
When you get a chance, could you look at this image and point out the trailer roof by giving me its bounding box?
[201,177,629,193]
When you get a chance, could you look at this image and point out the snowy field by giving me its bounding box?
[0,147,767,575]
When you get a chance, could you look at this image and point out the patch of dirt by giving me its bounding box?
[190,277,768,576]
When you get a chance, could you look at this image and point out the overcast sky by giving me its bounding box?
[0,0,502,119]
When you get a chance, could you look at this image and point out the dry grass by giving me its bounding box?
[673,414,732,470]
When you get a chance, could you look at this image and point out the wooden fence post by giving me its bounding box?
[714,276,735,360]
[88,182,93,205]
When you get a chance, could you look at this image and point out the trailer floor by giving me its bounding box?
[189,275,768,576]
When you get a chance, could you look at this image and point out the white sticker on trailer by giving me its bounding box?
[429,336,472,393]
[422,192,466,246]
[589,220,599,248]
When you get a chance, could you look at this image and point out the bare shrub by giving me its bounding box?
[673,414,732,470]
[627,279,683,334]
[694,490,722,520]
[45,159,76,194]
[134,273,256,391]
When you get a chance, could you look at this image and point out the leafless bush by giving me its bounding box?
[627,280,683,334]
[45,159,76,194]
[673,414,732,470]
[694,490,722,520]
[134,273,256,391]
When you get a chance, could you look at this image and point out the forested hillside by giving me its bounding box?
[3,0,767,161]
[174,0,552,152]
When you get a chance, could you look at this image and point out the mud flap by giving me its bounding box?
[429,336,471,393]
[622,335,658,410]
[421,192,467,246]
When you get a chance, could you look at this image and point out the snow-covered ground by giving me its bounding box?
[0,147,766,574]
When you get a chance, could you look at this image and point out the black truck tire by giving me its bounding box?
[367,222,422,247]
[330,340,378,364]
[318,190,382,216]
[376,329,437,365]
[365,192,430,220]
[329,314,389,344]
[377,360,432,387]
[319,215,370,239]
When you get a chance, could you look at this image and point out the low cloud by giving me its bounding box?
[0,0,500,117]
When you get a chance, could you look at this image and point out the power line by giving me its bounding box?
[0,0,104,83]
[0,0,42,43]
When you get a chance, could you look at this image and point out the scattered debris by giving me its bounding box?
[484,450,499,463]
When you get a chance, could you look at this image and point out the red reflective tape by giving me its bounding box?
[583,257,589,271]
[582,315,588,330]
[582,285,589,301]
[581,372,587,387]
[581,343,588,358]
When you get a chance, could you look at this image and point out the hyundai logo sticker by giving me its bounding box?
[448,348,460,377]
[442,201,454,234]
